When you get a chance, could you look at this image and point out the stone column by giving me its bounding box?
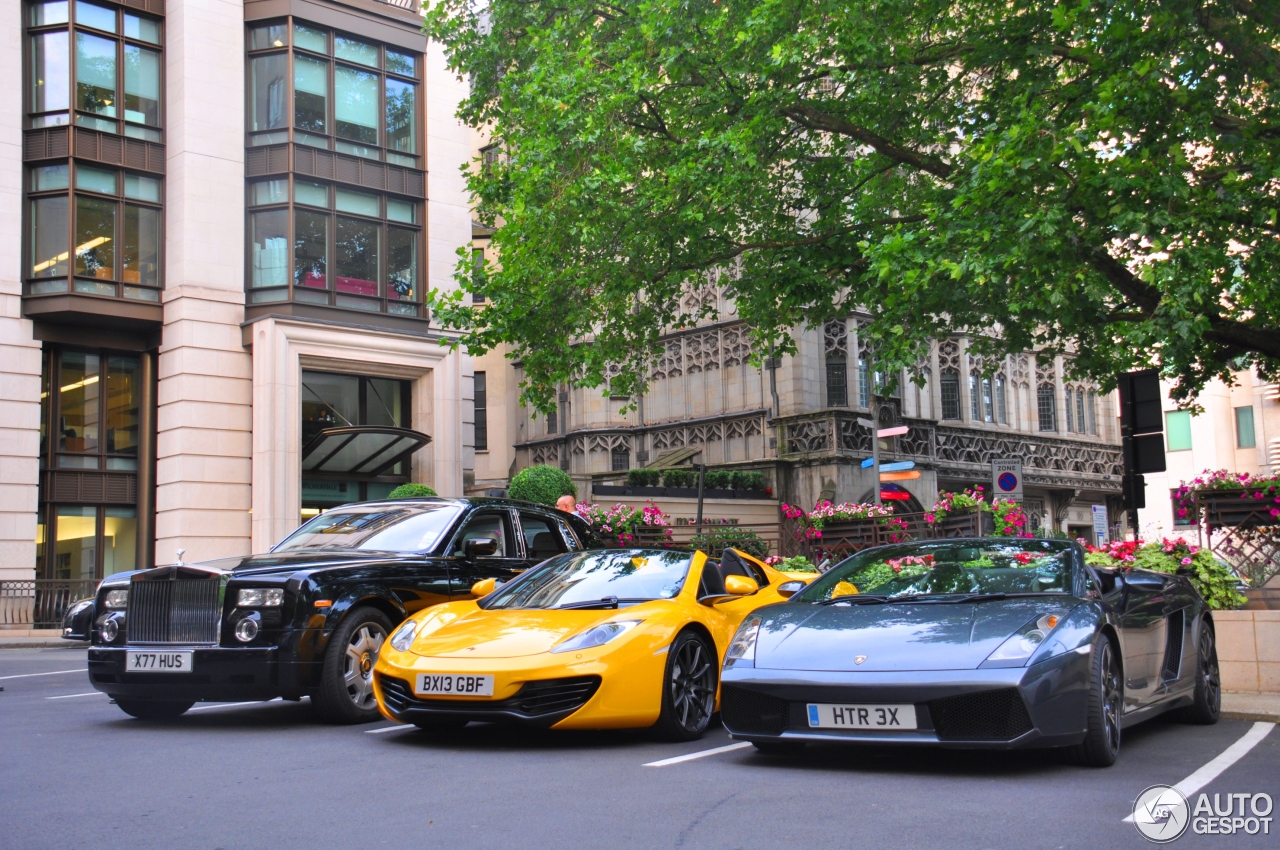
[154,0,253,563]
[0,0,44,580]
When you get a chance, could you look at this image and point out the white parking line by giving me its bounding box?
[365,724,413,734]
[188,698,282,713]
[644,742,752,767]
[1122,721,1276,822]
[0,668,87,681]
[46,692,101,700]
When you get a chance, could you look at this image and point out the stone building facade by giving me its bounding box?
[1,0,474,583]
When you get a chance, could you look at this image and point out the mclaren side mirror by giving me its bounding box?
[464,537,500,559]
[470,577,498,598]
[724,575,759,596]
[776,581,806,598]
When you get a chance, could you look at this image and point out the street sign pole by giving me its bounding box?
[871,399,880,507]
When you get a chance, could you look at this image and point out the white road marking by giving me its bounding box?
[1122,721,1276,822]
[46,692,102,700]
[0,668,87,681]
[644,742,752,767]
[365,724,414,734]
[188,698,282,713]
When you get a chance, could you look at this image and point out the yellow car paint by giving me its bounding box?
[372,549,814,731]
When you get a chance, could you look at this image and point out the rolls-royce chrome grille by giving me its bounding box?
[127,578,221,644]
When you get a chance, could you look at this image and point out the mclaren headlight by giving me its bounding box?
[237,587,284,608]
[389,620,419,652]
[724,617,762,669]
[550,620,642,654]
[985,612,1067,665]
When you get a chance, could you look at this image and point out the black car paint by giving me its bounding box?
[721,539,1213,749]
[66,498,600,705]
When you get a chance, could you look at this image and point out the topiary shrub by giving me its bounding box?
[626,468,661,487]
[387,483,438,499]
[690,525,770,559]
[662,469,697,488]
[704,470,733,489]
[508,464,576,506]
[731,470,766,491]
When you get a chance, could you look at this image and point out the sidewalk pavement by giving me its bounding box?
[0,636,85,649]
[1222,692,1280,723]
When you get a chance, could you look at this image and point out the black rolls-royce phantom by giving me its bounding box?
[62,498,600,723]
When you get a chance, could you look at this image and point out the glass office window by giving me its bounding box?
[30,31,71,118]
[294,55,328,133]
[1235,406,1256,449]
[335,217,379,297]
[294,210,328,288]
[30,196,70,279]
[250,209,289,288]
[1166,410,1192,451]
[58,350,101,462]
[123,44,161,127]
[122,204,160,287]
[54,505,99,580]
[76,32,117,118]
[75,195,116,279]
[103,507,138,574]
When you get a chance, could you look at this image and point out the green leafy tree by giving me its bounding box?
[508,464,577,505]
[426,0,1280,411]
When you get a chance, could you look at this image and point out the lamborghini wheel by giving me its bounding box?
[652,630,717,742]
[1177,621,1221,725]
[1070,634,1122,767]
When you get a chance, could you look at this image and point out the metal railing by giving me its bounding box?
[0,580,98,629]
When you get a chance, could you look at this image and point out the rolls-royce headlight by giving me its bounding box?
[104,589,129,610]
[237,588,284,607]
[550,620,642,654]
[986,612,1067,665]
[389,620,419,652]
[724,617,762,669]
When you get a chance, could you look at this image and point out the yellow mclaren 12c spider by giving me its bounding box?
[372,547,813,741]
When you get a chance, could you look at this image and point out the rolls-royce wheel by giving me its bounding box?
[115,698,194,720]
[1177,621,1221,725]
[314,606,393,724]
[651,630,717,742]
[752,740,805,756]
[1070,634,1122,767]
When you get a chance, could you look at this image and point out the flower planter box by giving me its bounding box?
[1200,490,1278,529]
[593,484,773,501]
[800,511,992,559]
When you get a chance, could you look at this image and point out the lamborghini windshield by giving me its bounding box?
[795,539,1076,602]
[485,549,692,610]
[273,503,463,553]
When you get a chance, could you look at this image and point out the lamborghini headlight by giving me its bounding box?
[389,619,419,652]
[724,617,762,669]
[985,612,1066,665]
[550,620,642,654]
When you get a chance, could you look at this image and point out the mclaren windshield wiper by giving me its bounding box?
[818,594,890,606]
[555,596,656,610]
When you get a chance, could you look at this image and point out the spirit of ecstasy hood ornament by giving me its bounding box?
[176,548,186,565]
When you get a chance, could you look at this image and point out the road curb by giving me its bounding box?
[0,640,87,650]
[1221,711,1280,724]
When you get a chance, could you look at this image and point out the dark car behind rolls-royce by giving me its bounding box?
[719,538,1221,766]
[63,498,600,723]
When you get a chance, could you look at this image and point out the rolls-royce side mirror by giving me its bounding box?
[776,581,806,598]
[464,537,500,559]
[470,577,498,598]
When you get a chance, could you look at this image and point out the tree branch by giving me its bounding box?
[779,103,954,179]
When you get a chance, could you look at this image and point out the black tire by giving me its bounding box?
[412,718,469,735]
[115,698,194,720]
[1070,634,1123,767]
[752,740,805,756]
[1176,621,1222,725]
[313,606,393,724]
[651,630,718,742]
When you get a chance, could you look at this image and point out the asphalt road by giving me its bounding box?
[1,646,1276,850]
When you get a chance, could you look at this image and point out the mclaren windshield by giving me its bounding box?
[795,539,1077,603]
[273,503,463,553]
[484,549,692,610]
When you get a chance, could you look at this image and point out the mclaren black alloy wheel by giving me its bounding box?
[1178,622,1222,725]
[1071,634,1123,767]
[115,698,195,720]
[314,606,393,724]
[653,630,717,742]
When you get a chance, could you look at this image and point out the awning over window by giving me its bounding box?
[301,426,431,476]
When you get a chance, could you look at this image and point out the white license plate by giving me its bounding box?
[807,703,916,730]
[414,673,494,697]
[126,651,194,673]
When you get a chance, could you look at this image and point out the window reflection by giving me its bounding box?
[124,44,161,127]
[387,227,416,302]
[294,209,328,288]
[30,196,70,278]
[76,32,117,116]
[30,31,70,117]
[105,355,140,467]
[335,217,378,296]
[295,55,328,133]
[385,78,416,156]
[75,195,116,278]
[122,204,160,286]
[103,507,137,574]
[58,351,100,460]
[250,54,287,131]
[54,505,98,580]
[250,209,289,287]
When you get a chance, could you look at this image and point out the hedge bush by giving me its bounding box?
[704,470,733,489]
[626,468,662,487]
[691,526,770,559]
[662,469,697,488]
[731,471,766,491]
[508,465,576,506]
[387,483,438,499]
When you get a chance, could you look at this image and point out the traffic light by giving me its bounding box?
[1118,370,1165,513]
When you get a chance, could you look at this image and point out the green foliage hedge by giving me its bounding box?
[508,464,576,506]
[690,526,770,559]
[387,483,438,499]
[626,468,661,487]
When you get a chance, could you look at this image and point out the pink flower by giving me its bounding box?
[1180,557,1192,566]
[1271,508,1280,518]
